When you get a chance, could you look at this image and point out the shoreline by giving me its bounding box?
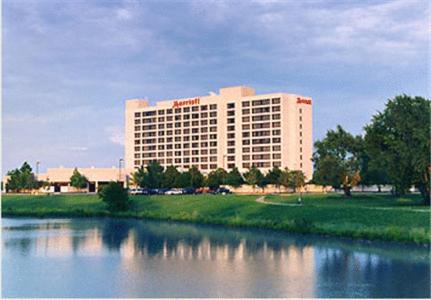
[2,209,429,246]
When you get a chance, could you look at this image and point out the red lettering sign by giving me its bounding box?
[296,97,312,105]
[172,98,200,109]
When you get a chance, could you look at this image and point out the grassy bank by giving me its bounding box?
[2,193,430,244]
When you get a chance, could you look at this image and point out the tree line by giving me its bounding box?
[312,95,430,204]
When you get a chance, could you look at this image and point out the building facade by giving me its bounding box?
[125,86,313,179]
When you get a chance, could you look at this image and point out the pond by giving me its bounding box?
[2,217,430,298]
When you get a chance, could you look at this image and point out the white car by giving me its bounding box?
[165,188,183,195]
[129,188,144,195]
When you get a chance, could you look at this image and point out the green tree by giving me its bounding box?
[206,168,227,189]
[225,167,244,188]
[175,171,191,188]
[313,125,362,197]
[265,166,283,191]
[279,168,291,191]
[188,166,204,188]
[98,182,131,212]
[132,166,146,188]
[288,170,306,193]
[364,95,430,204]
[6,162,40,192]
[144,161,164,189]
[162,165,180,188]
[244,166,264,191]
[70,168,88,190]
[359,152,390,192]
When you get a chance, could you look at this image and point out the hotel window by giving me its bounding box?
[273,138,281,143]
[299,116,302,121]
[175,115,181,121]
[300,147,302,153]
[134,160,141,166]
[201,112,208,118]
[272,98,280,104]
[175,129,181,135]
[158,145,165,150]
[158,117,165,122]
[175,136,181,142]
[135,133,141,138]
[134,119,141,124]
[300,139,302,144]
[242,163,250,168]
[273,161,281,167]
[210,141,217,147]
[210,149,217,154]
[210,164,217,169]
[191,121,198,126]
[210,156,217,162]
[158,110,165,115]
[272,130,281,135]
[242,109,250,115]
[242,101,250,107]
[273,153,281,159]
[210,104,217,110]
[272,122,280,128]
[201,157,208,162]
[227,163,235,169]
[134,146,140,151]
[192,106,199,112]
[158,124,164,129]
[192,157,199,163]
[227,110,235,116]
[227,133,235,139]
[134,153,141,158]
[227,103,235,109]
[201,165,208,170]
[192,150,199,155]
[167,109,173,114]
[272,106,280,112]
[201,149,208,155]
[227,156,235,161]
[183,122,190,127]
[242,155,250,161]
[184,114,190,120]
[242,147,250,153]
[242,140,250,145]
[272,114,281,120]
[135,112,141,117]
[210,134,217,139]
[210,111,217,117]
[300,163,303,168]
[300,155,303,160]
[227,125,235,131]
[227,118,235,124]
[192,113,199,119]
[201,134,208,140]
[134,126,141,131]
[227,140,235,146]
[201,142,208,147]
[242,132,250,138]
[300,132,302,137]
[227,148,235,154]
[175,158,181,164]
[299,108,302,114]
[273,145,281,151]
[210,127,217,132]
[210,119,217,125]
[158,152,165,157]
[242,124,250,130]
[201,120,208,126]
[175,122,181,128]
[242,116,250,122]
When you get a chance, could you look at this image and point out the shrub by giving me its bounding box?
[98,182,131,212]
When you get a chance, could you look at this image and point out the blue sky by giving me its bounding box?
[3,0,429,174]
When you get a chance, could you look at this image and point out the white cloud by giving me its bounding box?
[105,126,124,146]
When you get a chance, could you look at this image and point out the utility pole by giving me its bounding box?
[36,161,40,179]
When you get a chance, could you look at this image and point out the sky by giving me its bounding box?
[2,0,429,174]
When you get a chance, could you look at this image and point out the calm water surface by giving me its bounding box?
[2,217,430,298]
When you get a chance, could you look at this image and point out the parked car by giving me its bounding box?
[165,188,183,195]
[157,188,170,195]
[195,187,210,194]
[129,188,145,195]
[182,187,196,194]
[211,187,231,195]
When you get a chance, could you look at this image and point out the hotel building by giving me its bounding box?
[125,86,313,179]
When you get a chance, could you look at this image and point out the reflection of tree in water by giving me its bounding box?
[317,248,431,298]
[101,219,133,251]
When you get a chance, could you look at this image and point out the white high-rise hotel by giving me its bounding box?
[125,86,313,179]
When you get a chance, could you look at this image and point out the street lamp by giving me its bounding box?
[118,158,124,182]
[36,161,40,178]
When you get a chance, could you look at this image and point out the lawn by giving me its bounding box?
[2,193,430,244]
